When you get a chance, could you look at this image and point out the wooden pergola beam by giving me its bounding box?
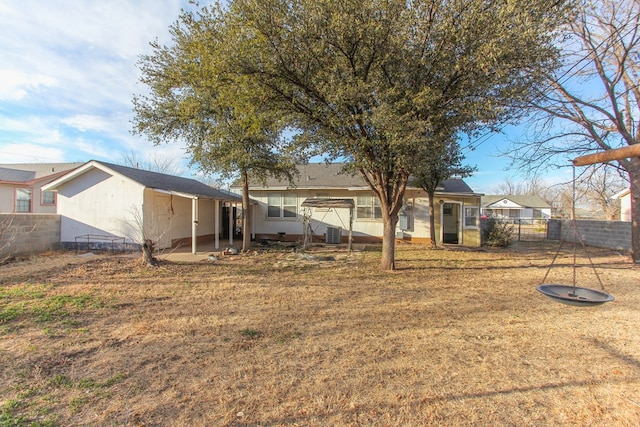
[573,144,640,166]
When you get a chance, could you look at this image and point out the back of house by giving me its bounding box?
[231,163,483,247]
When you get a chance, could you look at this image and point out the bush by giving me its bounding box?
[482,218,513,247]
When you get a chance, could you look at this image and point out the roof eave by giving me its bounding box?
[43,161,152,191]
[152,188,241,201]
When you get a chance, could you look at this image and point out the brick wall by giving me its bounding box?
[550,219,631,252]
[0,214,60,259]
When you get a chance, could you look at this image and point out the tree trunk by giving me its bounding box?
[381,212,398,270]
[241,170,251,252]
[629,160,640,264]
[142,239,156,267]
[427,190,437,247]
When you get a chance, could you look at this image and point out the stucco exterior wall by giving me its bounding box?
[620,193,631,222]
[250,189,361,241]
[249,188,482,246]
[0,186,14,213]
[403,195,431,243]
[56,168,145,244]
[431,194,482,247]
[144,190,220,247]
[0,179,59,214]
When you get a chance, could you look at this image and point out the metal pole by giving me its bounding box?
[192,197,198,254]
[214,200,220,249]
[228,203,234,246]
[348,207,353,251]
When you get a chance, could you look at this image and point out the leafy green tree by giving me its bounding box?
[228,0,570,269]
[412,139,476,247]
[132,5,295,252]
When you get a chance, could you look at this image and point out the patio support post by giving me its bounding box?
[192,197,199,254]
[229,202,233,246]
[348,207,353,252]
[215,200,220,249]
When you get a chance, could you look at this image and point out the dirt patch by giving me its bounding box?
[1,243,638,426]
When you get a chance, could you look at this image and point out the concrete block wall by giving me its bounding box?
[0,214,60,259]
[562,219,631,252]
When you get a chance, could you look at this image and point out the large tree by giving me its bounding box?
[132,5,295,252]
[228,0,570,269]
[509,0,640,262]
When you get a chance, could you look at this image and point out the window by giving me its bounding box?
[267,193,297,218]
[356,195,382,220]
[16,188,32,212]
[42,190,56,205]
[464,206,479,228]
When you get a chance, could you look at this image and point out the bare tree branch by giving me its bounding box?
[506,0,640,261]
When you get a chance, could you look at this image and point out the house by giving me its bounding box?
[0,163,83,213]
[613,188,631,222]
[481,195,551,222]
[231,163,483,246]
[42,160,241,253]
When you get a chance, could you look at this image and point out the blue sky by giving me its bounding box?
[0,1,557,194]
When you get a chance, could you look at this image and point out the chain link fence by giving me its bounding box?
[481,218,549,242]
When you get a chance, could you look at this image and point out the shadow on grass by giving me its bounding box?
[591,337,640,370]
[419,375,639,405]
[232,374,640,427]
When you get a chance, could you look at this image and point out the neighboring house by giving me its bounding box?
[613,188,631,222]
[42,160,241,253]
[0,163,83,213]
[231,163,483,246]
[481,195,551,221]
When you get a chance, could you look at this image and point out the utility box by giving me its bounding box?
[326,226,341,244]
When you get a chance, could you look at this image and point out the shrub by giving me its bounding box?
[482,218,513,247]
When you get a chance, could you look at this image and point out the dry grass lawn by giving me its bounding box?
[1,243,639,426]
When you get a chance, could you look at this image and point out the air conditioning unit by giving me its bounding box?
[326,226,341,244]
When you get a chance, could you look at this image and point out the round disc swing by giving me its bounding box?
[536,163,616,307]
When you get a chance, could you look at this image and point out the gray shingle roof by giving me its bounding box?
[97,161,240,201]
[438,179,474,194]
[0,167,35,182]
[0,163,83,182]
[239,163,477,194]
[249,163,362,188]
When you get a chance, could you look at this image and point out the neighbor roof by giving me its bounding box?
[236,163,479,195]
[482,195,550,208]
[43,160,241,201]
[0,163,83,183]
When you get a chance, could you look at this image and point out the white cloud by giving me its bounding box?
[60,114,113,133]
[0,0,196,171]
[0,1,187,112]
[0,70,57,101]
[0,143,67,163]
